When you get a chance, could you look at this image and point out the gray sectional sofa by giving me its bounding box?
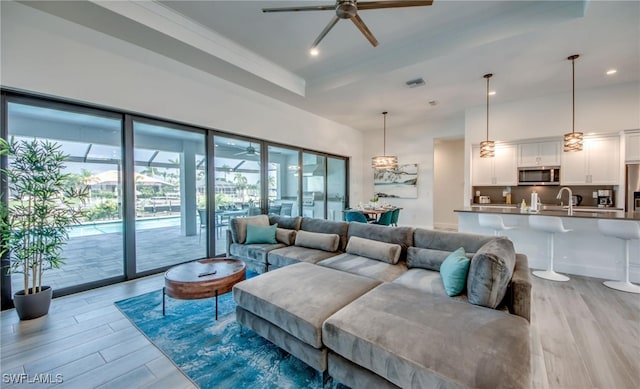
[229,215,532,389]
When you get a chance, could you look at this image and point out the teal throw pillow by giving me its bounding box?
[439,247,471,297]
[245,223,278,244]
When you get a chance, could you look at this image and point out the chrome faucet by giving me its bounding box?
[556,187,573,216]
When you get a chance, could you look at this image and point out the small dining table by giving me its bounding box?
[348,207,396,222]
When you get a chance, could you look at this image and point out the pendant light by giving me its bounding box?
[371,111,398,169]
[564,54,583,152]
[480,73,495,158]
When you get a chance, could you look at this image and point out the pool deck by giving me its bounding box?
[10,225,228,293]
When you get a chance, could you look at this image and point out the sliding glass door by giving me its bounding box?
[268,146,301,217]
[327,157,347,221]
[302,152,326,219]
[212,136,262,255]
[133,119,206,272]
[5,99,124,292]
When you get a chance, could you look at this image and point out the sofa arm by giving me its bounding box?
[505,254,532,322]
[226,229,233,257]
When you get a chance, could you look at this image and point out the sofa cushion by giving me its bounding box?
[233,262,381,348]
[407,247,462,271]
[347,222,414,260]
[268,246,340,269]
[269,215,302,230]
[345,236,401,264]
[391,268,465,301]
[230,215,270,244]
[245,223,277,244]
[467,237,516,309]
[295,230,339,252]
[322,282,531,389]
[300,217,349,251]
[439,247,471,296]
[413,228,494,253]
[318,253,407,283]
[275,228,296,245]
[229,242,285,273]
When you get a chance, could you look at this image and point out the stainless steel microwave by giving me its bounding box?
[518,167,560,185]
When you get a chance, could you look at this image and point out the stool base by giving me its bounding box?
[603,280,640,294]
[533,270,569,282]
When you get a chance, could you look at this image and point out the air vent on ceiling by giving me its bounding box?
[405,78,425,88]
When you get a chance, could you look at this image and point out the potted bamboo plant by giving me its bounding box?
[0,138,88,320]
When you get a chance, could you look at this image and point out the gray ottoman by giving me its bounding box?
[233,262,381,372]
[322,282,531,389]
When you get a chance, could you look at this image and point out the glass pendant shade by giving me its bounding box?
[564,54,583,152]
[481,73,494,158]
[563,131,583,152]
[371,111,398,169]
[480,140,495,158]
[371,155,398,169]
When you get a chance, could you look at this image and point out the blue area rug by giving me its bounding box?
[115,280,343,389]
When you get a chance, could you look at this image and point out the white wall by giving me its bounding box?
[363,115,466,228]
[0,1,365,204]
[434,139,465,230]
[463,82,640,206]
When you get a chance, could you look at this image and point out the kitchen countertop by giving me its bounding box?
[456,205,640,220]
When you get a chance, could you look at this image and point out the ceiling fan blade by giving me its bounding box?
[357,1,434,11]
[311,15,340,49]
[351,14,379,47]
[262,4,335,13]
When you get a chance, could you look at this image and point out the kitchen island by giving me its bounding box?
[456,206,640,283]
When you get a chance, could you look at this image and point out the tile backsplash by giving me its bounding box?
[472,185,615,207]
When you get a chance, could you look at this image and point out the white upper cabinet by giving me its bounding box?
[561,135,620,185]
[472,144,517,186]
[517,141,561,167]
[625,132,640,163]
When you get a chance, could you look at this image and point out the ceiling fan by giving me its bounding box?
[262,1,434,50]
[234,143,259,156]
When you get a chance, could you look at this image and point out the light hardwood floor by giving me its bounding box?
[1,272,638,388]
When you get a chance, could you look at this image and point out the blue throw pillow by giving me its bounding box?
[439,247,471,297]
[245,223,278,244]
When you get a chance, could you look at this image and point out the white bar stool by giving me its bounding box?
[478,214,515,236]
[529,215,571,281]
[597,219,640,294]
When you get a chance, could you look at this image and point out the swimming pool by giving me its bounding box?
[68,216,181,238]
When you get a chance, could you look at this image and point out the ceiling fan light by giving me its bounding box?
[480,140,495,158]
[372,155,398,169]
[563,132,583,152]
[310,48,319,56]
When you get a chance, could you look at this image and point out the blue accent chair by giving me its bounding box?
[374,210,393,226]
[390,208,400,226]
[345,211,369,223]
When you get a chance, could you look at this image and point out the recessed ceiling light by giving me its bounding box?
[606,69,617,75]
[405,78,425,88]
[488,91,496,96]
[428,100,438,106]
[310,48,319,57]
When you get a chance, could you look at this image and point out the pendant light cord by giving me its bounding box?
[572,56,575,135]
[486,76,489,141]
[382,111,388,155]
[483,73,492,142]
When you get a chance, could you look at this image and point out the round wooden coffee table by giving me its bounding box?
[163,258,246,320]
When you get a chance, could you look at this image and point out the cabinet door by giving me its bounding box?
[471,146,494,186]
[588,136,620,185]
[517,143,540,167]
[537,141,561,166]
[493,144,517,186]
[626,133,640,162]
[560,147,587,185]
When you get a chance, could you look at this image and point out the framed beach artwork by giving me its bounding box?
[374,164,418,198]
